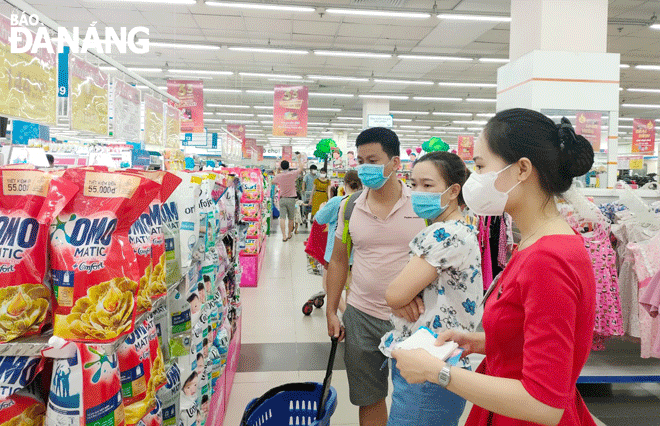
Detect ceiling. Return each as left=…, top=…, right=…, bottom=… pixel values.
left=5, top=0, right=660, bottom=151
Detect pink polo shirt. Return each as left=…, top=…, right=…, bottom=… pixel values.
left=336, top=183, right=425, bottom=320
left=272, top=169, right=299, bottom=198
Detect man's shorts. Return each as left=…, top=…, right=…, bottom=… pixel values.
left=343, top=304, right=393, bottom=407
left=279, top=197, right=296, bottom=220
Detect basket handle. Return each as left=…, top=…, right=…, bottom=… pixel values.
left=317, top=337, right=339, bottom=420
left=240, top=382, right=318, bottom=426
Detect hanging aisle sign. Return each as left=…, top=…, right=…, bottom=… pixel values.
left=256, top=146, right=264, bottom=161
left=112, top=79, right=141, bottom=142
left=632, top=119, right=655, bottom=155
left=167, top=80, right=203, bottom=133
left=457, top=135, right=474, bottom=160
left=165, top=104, right=181, bottom=149
left=282, top=146, right=293, bottom=161
left=69, top=55, right=109, bottom=135
left=143, top=94, right=164, bottom=146
left=273, top=85, right=308, bottom=137
left=574, top=112, right=602, bottom=151
left=227, top=124, right=246, bottom=148
left=0, top=14, right=57, bottom=124
left=243, top=138, right=257, bottom=159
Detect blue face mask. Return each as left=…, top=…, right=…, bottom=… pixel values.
left=357, top=161, right=393, bottom=189
left=411, top=187, right=451, bottom=220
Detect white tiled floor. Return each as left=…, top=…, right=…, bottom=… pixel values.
left=225, top=225, right=618, bottom=426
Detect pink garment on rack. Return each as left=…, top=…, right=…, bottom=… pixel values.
left=629, top=230, right=660, bottom=359
left=640, top=269, right=660, bottom=318
left=478, top=216, right=493, bottom=291
left=497, top=214, right=508, bottom=268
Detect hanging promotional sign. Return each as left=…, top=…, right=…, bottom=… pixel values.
left=143, top=94, right=164, bottom=146
left=632, top=119, right=655, bottom=155
left=112, top=79, right=141, bottom=142
left=282, top=146, right=293, bottom=161
left=165, top=104, right=181, bottom=149
left=167, top=80, right=203, bottom=133
left=256, top=146, right=264, bottom=161
left=574, top=112, right=602, bottom=151
left=273, top=85, right=308, bottom=137
left=227, top=124, right=246, bottom=146
left=0, top=14, right=57, bottom=124
left=69, top=55, right=109, bottom=135
left=243, top=138, right=257, bottom=159
left=457, top=135, right=474, bottom=161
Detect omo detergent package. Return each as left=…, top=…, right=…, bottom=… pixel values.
left=168, top=172, right=201, bottom=271
left=0, top=169, right=77, bottom=342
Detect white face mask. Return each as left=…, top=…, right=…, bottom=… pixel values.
left=320, top=172, right=327, bottom=178
left=462, top=164, right=521, bottom=216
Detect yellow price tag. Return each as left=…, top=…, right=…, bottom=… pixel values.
left=629, top=158, right=644, bottom=169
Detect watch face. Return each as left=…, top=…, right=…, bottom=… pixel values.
left=438, top=366, right=451, bottom=388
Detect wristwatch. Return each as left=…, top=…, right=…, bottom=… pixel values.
left=437, top=365, right=452, bottom=388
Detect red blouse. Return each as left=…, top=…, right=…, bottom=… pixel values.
left=465, top=234, right=597, bottom=426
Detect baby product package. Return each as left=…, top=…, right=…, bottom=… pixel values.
left=168, top=172, right=201, bottom=271
left=156, top=362, right=181, bottom=426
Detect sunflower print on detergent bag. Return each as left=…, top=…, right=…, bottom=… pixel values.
left=49, top=168, right=160, bottom=342
left=0, top=169, right=76, bottom=343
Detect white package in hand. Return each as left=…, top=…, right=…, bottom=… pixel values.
left=397, top=327, right=459, bottom=362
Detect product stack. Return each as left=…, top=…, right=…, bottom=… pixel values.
left=0, top=165, right=245, bottom=426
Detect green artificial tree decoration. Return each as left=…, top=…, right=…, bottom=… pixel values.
left=314, top=138, right=337, bottom=169
left=422, top=137, right=450, bottom=153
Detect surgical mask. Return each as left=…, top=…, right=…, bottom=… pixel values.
left=411, top=187, right=451, bottom=220
left=462, top=164, right=521, bottom=216
left=320, top=172, right=327, bottom=178
left=312, top=170, right=318, bottom=175
left=357, top=160, right=393, bottom=189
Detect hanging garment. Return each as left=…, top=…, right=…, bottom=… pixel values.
left=640, top=269, right=660, bottom=318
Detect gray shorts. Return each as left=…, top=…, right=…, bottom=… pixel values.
left=279, top=197, right=296, bottom=220
left=343, top=304, right=393, bottom=406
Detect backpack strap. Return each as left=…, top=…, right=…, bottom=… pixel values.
left=341, top=190, right=363, bottom=253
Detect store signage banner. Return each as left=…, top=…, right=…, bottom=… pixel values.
left=632, top=119, right=655, bottom=155
left=167, top=80, right=204, bottom=133
left=368, top=114, right=393, bottom=128
left=282, top=146, right=293, bottom=161
left=182, top=132, right=207, bottom=147
left=243, top=138, right=257, bottom=159
left=273, top=85, right=308, bottom=137
left=165, top=104, right=181, bottom=149
left=257, top=146, right=264, bottom=161
left=69, top=55, right=109, bottom=135
left=629, top=156, right=644, bottom=170
left=112, top=79, right=141, bottom=143
left=58, top=46, right=69, bottom=98
left=227, top=124, right=246, bottom=146
left=574, top=112, right=602, bottom=151
left=0, top=14, right=57, bottom=125
left=457, top=135, right=474, bottom=160
left=143, top=94, right=164, bottom=146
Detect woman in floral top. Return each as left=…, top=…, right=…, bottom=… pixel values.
left=381, top=151, right=483, bottom=426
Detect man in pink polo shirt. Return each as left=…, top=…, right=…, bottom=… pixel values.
left=326, top=128, right=425, bottom=426
left=273, top=154, right=304, bottom=241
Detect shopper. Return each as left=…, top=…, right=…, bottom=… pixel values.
left=392, top=109, right=597, bottom=426
left=381, top=151, right=483, bottom=426
left=272, top=154, right=304, bottom=241
left=326, top=127, right=425, bottom=426
left=310, top=167, right=330, bottom=217
left=303, top=165, right=318, bottom=204
left=315, top=170, right=363, bottom=314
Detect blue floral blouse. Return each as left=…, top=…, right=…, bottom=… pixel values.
left=380, top=220, right=483, bottom=368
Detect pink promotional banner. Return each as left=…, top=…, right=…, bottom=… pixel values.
left=282, top=146, right=293, bottom=161
left=257, top=146, right=264, bottom=161
left=167, top=80, right=204, bottom=133
left=227, top=124, right=246, bottom=147
left=574, top=112, right=602, bottom=151
left=457, top=135, right=474, bottom=161
left=243, top=138, right=257, bottom=159
left=273, top=85, right=308, bottom=137
left=632, top=119, right=655, bottom=155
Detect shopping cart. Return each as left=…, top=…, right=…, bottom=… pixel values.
left=240, top=337, right=339, bottom=426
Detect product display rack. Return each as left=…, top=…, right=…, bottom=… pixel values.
left=237, top=169, right=270, bottom=288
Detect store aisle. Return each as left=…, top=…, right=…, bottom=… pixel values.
left=225, top=220, right=659, bottom=426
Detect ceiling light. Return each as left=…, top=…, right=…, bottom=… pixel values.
left=309, top=92, right=355, bottom=98
left=466, top=98, right=497, bottom=103
left=390, top=110, right=431, bottom=115
left=618, top=126, right=634, bottom=129
left=254, top=106, right=274, bottom=110
left=432, top=112, right=473, bottom=117
left=203, top=112, right=215, bottom=116
left=306, top=122, right=329, bottom=125
left=205, top=1, right=314, bottom=12
left=359, top=94, right=409, bottom=100
left=151, top=42, right=220, bottom=50
left=453, top=120, right=488, bottom=125
left=169, top=69, right=233, bottom=75
left=229, top=46, right=308, bottom=55
left=314, top=50, right=392, bottom=59
left=325, top=8, right=430, bottom=19
left=205, top=119, right=224, bottom=122
left=476, top=113, right=495, bottom=118
left=240, top=72, right=302, bottom=79
left=635, top=65, right=660, bottom=71
left=127, top=67, right=162, bottom=73
left=438, top=82, right=497, bottom=88
left=393, top=118, right=413, bottom=122
left=204, top=88, right=242, bottom=93
left=413, top=96, right=463, bottom=102
left=620, top=64, right=630, bottom=68
left=225, top=120, right=259, bottom=123
left=627, top=88, right=660, bottom=94
left=398, top=125, right=430, bottom=129
left=329, top=123, right=357, bottom=126
left=479, top=58, right=509, bottom=63
left=621, top=103, right=660, bottom=108
left=215, top=112, right=255, bottom=117
left=256, top=114, right=272, bottom=118
left=435, top=126, right=466, bottom=131
left=467, top=127, right=484, bottom=131
left=373, top=78, right=434, bottom=85
left=102, top=0, right=195, bottom=3
left=437, top=13, right=511, bottom=22
left=398, top=54, right=472, bottom=62
left=308, top=75, right=370, bottom=82
left=336, top=117, right=363, bottom=120
left=245, top=90, right=274, bottom=95
left=618, top=118, right=634, bottom=121
left=308, top=107, right=341, bottom=112
left=206, top=103, right=250, bottom=108
left=650, top=24, right=660, bottom=30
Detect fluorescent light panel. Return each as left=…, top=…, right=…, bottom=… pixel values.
left=620, top=64, right=630, bottom=68
left=373, top=78, right=433, bottom=85
left=635, top=65, right=660, bottom=71
left=336, top=117, right=362, bottom=120
left=308, top=107, right=342, bottom=112
left=359, top=94, right=409, bottom=100
left=479, top=57, right=509, bottom=63
left=229, top=46, right=308, bottom=55
left=245, top=90, right=274, bottom=94
left=627, top=88, right=660, bottom=93
left=453, top=120, right=488, bottom=125
left=437, top=13, right=511, bottom=22
left=254, top=106, right=274, bottom=110
left=621, top=104, right=660, bottom=108
left=413, top=96, right=463, bottom=102
left=151, top=42, right=219, bottom=50
left=314, top=50, right=392, bottom=59
left=438, top=82, right=497, bottom=88
left=206, top=104, right=250, bottom=108
left=432, top=112, right=473, bottom=117
left=104, top=0, right=194, bottom=3
left=205, top=88, right=242, bottom=93
left=309, top=92, right=355, bottom=98
left=398, top=54, right=472, bottom=62
left=466, top=98, right=497, bottom=103
left=325, top=8, right=430, bottom=19
left=215, top=112, right=255, bottom=117
left=169, top=69, right=233, bottom=75
left=127, top=67, right=162, bottom=73
left=240, top=72, right=302, bottom=79
left=391, top=110, right=430, bottom=115
left=205, top=1, right=314, bottom=12
left=308, top=75, right=369, bottom=82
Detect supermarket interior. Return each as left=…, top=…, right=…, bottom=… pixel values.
left=0, top=0, right=660, bottom=425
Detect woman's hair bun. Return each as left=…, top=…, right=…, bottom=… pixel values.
left=557, top=117, right=594, bottom=178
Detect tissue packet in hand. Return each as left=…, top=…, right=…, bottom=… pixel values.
left=397, top=327, right=463, bottom=364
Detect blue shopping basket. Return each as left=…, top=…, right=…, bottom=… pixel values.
left=240, top=338, right=339, bottom=426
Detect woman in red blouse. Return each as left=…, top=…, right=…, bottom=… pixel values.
left=392, top=108, right=598, bottom=426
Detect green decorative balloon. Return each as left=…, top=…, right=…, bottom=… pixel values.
left=422, top=137, right=450, bottom=153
